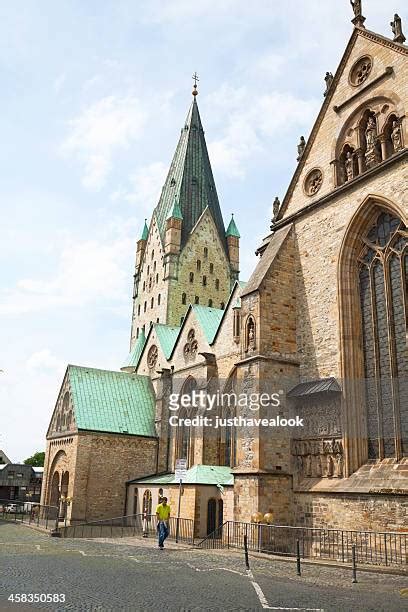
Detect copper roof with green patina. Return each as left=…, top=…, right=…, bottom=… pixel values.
left=154, top=98, right=226, bottom=250
left=154, top=324, right=180, bottom=359
left=128, top=464, right=233, bottom=486
left=192, top=304, right=224, bottom=344
left=226, top=214, right=240, bottom=238
left=68, top=365, right=156, bottom=437
left=123, top=328, right=146, bottom=368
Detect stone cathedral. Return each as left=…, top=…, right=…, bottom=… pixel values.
left=41, top=5, right=407, bottom=537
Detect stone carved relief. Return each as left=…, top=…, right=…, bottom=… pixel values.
left=238, top=365, right=256, bottom=467
left=147, top=345, right=158, bottom=369
left=183, top=329, right=198, bottom=360
left=304, top=168, right=323, bottom=196
left=292, top=438, right=344, bottom=479
left=349, top=56, right=372, bottom=86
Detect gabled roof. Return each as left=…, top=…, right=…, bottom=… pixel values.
left=191, top=304, right=224, bottom=344
left=155, top=324, right=180, bottom=359
left=67, top=365, right=156, bottom=437
left=123, top=328, right=146, bottom=369
left=128, top=464, right=234, bottom=486
left=153, top=97, right=226, bottom=249
left=277, top=26, right=408, bottom=222
left=241, top=224, right=292, bottom=296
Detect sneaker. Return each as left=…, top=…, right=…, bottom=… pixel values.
left=159, top=545, right=164, bottom=549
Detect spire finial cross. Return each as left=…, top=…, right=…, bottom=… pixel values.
left=192, top=72, right=199, bottom=96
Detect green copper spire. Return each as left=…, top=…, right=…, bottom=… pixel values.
left=166, top=196, right=183, bottom=221
left=226, top=214, right=240, bottom=238
left=154, top=97, right=226, bottom=249
left=140, top=219, right=149, bottom=241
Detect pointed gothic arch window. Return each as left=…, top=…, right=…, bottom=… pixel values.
left=197, top=260, right=201, bottom=271
left=158, top=294, right=161, bottom=305
left=189, top=272, right=194, bottom=283
left=151, top=297, right=154, bottom=308
left=182, top=292, right=187, bottom=305
left=215, top=279, right=220, bottom=290
left=358, top=210, right=407, bottom=459
left=138, top=304, right=141, bottom=316
left=195, top=296, right=199, bottom=304
left=210, top=263, right=214, bottom=274
left=204, top=247, right=208, bottom=259
left=176, top=376, right=197, bottom=467
left=202, top=275, right=207, bottom=286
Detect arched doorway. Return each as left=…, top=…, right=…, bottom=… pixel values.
left=207, top=498, right=216, bottom=535
left=49, top=472, right=60, bottom=508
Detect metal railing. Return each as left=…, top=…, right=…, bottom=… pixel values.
left=197, top=521, right=408, bottom=568
left=0, top=499, right=59, bottom=531
left=57, top=513, right=195, bottom=545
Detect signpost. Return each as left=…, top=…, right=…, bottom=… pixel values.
left=175, top=459, right=187, bottom=543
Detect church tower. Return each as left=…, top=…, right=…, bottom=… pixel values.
left=130, top=83, right=239, bottom=348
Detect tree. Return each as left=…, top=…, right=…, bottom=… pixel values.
left=23, top=451, right=45, bottom=467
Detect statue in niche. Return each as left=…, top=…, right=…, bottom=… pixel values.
left=326, top=454, right=334, bottom=477
left=390, top=14, right=406, bottom=44
left=334, top=453, right=344, bottom=478
left=345, top=151, right=354, bottom=181
left=297, top=136, right=306, bottom=161
left=365, top=116, right=377, bottom=151
left=324, top=72, right=334, bottom=97
left=247, top=318, right=256, bottom=350
left=391, top=120, right=403, bottom=152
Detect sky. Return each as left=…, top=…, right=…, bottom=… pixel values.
left=1, top=0, right=406, bottom=462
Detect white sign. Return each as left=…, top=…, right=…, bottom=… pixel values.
left=175, top=458, right=187, bottom=483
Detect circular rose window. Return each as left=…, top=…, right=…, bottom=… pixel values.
left=304, top=168, right=323, bottom=196
left=349, top=56, right=372, bottom=86
left=147, top=345, right=158, bottom=369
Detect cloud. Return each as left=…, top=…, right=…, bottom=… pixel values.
left=111, top=161, right=168, bottom=212
left=61, top=95, right=147, bottom=190
left=26, top=349, right=65, bottom=375
left=0, top=234, right=134, bottom=316
left=208, top=89, right=319, bottom=178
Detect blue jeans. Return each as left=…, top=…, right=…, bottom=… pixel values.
left=158, top=521, right=169, bottom=547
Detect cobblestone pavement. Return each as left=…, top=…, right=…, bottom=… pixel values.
left=0, top=522, right=407, bottom=611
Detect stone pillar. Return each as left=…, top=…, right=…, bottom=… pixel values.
left=379, top=134, right=387, bottom=161
left=356, top=148, right=364, bottom=175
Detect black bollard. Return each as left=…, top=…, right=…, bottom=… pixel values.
left=244, top=534, right=250, bottom=570
left=352, top=544, right=358, bottom=583
left=296, top=539, right=301, bottom=576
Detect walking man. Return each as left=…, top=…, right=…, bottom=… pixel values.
left=156, top=496, right=171, bottom=549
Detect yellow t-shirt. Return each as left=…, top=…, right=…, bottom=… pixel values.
left=155, top=503, right=171, bottom=520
